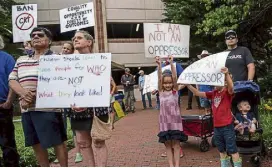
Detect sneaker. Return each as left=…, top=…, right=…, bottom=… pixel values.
left=53, top=159, right=59, bottom=163
left=75, top=153, right=83, bottom=163
left=186, top=107, right=192, bottom=110
left=233, top=158, right=242, bottom=167
left=220, top=156, right=231, bottom=167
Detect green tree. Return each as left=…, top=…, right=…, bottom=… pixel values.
left=0, top=0, right=24, bottom=58
left=162, top=0, right=272, bottom=77
left=0, top=0, right=20, bottom=36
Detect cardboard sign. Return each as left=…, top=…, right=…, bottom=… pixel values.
left=36, top=53, right=111, bottom=108
left=12, top=4, right=37, bottom=43
left=144, top=23, right=190, bottom=58
left=59, top=2, right=95, bottom=33
left=177, top=52, right=230, bottom=86
left=143, top=63, right=176, bottom=94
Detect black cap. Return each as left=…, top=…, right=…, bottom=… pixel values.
left=30, top=27, right=53, bottom=40
left=225, top=30, right=237, bottom=37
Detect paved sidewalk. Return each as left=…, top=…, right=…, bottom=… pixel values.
left=52, top=97, right=272, bottom=167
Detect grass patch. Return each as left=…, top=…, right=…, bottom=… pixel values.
left=0, top=118, right=74, bottom=167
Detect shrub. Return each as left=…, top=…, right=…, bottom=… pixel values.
left=259, top=99, right=272, bottom=148
left=12, top=119, right=74, bottom=167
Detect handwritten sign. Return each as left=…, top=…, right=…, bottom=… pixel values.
left=59, top=2, right=95, bottom=33
left=177, top=52, right=230, bottom=86
left=36, top=53, right=111, bottom=108
left=12, top=4, right=37, bottom=43
left=143, top=63, right=176, bottom=94
left=144, top=23, right=190, bottom=58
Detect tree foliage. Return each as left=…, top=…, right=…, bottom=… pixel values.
left=162, top=0, right=272, bottom=77
left=0, top=0, right=20, bottom=36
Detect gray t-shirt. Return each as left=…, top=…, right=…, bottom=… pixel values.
left=225, top=46, right=254, bottom=82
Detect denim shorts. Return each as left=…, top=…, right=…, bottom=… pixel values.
left=22, top=111, right=67, bottom=149
left=214, top=124, right=238, bottom=154
left=199, top=98, right=211, bottom=108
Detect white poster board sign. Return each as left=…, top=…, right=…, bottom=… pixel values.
left=12, top=4, right=37, bottom=43
left=36, top=53, right=111, bottom=108
left=177, top=52, right=230, bottom=86
left=59, top=2, right=95, bottom=33
left=143, top=63, right=176, bottom=94
left=144, top=23, right=190, bottom=58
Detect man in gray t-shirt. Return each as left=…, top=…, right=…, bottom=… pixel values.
left=121, top=68, right=135, bottom=112
left=224, top=30, right=255, bottom=82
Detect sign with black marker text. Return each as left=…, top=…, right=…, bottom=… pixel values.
left=143, top=63, right=176, bottom=94
left=36, top=53, right=111, bottom=108
left=59, top=2, right=95, bottom=33
left=12, top=4, right=37, bottom=43
left=177, top=52, right=230, bottom=86
left=144, top=23, right=190, bottom=58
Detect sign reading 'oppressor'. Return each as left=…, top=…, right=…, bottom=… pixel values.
left=177, top=52, right=230, bottom=86
left=36, top=53, right=111, bottom=108
left=144, top=23, right=190, bottom=58
left=59, top=2, right=95, bottom=33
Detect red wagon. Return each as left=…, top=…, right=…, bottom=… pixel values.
left=182, top=114, right=215, bottom=152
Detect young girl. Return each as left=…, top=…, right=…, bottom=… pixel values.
left=156, top=56, right=186, bottom=167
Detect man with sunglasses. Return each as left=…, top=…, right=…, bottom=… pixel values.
left=9, top=27, right=68, bottom=166
left=225, top=30, right=255, bottom=82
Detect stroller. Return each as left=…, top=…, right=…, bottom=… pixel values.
left=232, top=81, right=265, bottom=166
left=182, top=114, right=215, bottom=152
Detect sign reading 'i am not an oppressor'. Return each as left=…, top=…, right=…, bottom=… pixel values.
left=144, top=23, right=190, bottom=58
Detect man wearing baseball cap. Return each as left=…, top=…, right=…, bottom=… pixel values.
left=224, top=30, right=255, bottom=82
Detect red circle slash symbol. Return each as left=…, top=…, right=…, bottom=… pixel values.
left=15, top=13, right=35, bottom=30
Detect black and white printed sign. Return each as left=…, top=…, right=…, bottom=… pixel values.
left=59, top=2, right=95, bottom=33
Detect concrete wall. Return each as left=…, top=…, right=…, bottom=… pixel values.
left=105, top=0, right=164, bottom=23
left=16, top=0, right=164, bottom=24
left=109, top=42, right=155, bottom=67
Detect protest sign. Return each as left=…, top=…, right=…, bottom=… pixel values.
left=144, top=23, right=190, bottom=58
left=59, top=2, right=95, bottom=33
left=177, top=52, right=230, bottom=86
left=143, top=63, right=176, bottom=94
left=36, top=53, right=111, bottom=108
left=12, top=4, right=37, bottom=43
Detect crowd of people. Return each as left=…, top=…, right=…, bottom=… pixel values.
left=0, top=27, right=255, bottom=167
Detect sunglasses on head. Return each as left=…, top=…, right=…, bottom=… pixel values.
left=225, top=35, right=236, bottom=40
left=30, top=33, right=45, bottom=38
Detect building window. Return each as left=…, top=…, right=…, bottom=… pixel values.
left=41, top=24, right=95, bottom=41
left=107, top=23, right=143, bottom=39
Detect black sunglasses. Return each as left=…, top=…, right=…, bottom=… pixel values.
left=30, top=33, right=45, bottom=38
left=225, top=35, right=236, bottom=40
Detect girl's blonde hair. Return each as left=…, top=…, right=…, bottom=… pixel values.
left=74, top=30, right=94, bottom=53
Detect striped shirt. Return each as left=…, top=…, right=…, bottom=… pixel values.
left=9, top=52, right=60, bottom=113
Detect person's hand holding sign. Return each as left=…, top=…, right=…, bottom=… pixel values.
left=168, top=55, right=174, bottom=63
left=71, top=103, right=87, bottom=112
left=155, top=56, right=161, bottom=65
left=221, top=67, right=229, bottom=74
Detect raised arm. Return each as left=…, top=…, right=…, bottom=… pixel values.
left=169, top=56, right=178, bottom=91
left=221, top=67, right=233, bottom=95
left=187, top=85, right=207, bottom=98
left=156, top=56, right=163, bottom=92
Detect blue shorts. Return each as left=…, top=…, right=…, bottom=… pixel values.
left=22, top=111, right=67, bottom=149
left=214, top=124, right=238, bottom=154
left=199, top=98, right=211, bottom=108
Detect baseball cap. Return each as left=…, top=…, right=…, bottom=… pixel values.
left=125, top=68, right=130, bottom=72
left=225, top=30, right=237, bottom=37
left=197, top=50, right=211, bottom=59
